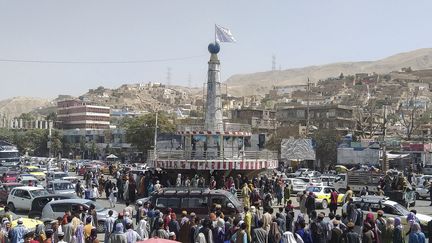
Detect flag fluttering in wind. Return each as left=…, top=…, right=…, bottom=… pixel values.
left=215, top=24, right=236, bottom=43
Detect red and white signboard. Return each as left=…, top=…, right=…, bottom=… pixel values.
left=150, top=159, right=277, bottom=171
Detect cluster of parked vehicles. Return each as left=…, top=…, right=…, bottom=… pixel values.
left=0, top=157, right=123, bottom=232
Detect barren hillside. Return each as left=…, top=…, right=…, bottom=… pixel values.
left=225, top=48, right=432, bottom=96
left=0, top=97, right=52, bottom=118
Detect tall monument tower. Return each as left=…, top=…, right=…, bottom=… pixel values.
left=204, top=42, right=223, bottom=132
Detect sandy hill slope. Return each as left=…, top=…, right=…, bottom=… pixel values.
left=0, top=97, right=51, bottom=118
left=225, top=48, right=432, bottom=96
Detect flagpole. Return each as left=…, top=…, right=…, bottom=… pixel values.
left=214, top=24, right=217, bottom=43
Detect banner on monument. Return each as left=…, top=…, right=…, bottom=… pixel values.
left=281, top=138, right=315, bottom=161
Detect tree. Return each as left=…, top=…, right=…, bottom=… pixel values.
left=90, top=141, right=98, bottom=159
left=396, top=93, right=430, bottom=140
left=0, top=128, right=14, bottom=143
left=354, top=101, right=382, bottom=139
left=314, top=129, right=340, bottom=170
left=124, top=113, right=175, bottom=159
left=50, top=130, right=62, bottom=157
left=17, top=112, right=34, bottom=121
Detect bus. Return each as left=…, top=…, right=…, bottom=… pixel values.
left=0, top=141, right=20, bottom=167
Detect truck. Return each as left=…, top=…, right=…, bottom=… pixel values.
left=333, top=171, right=416, bottom=207
left=333, top=171, right=383, bottom=194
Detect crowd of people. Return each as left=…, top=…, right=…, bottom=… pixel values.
left=0, top=163, right=429, bottom=243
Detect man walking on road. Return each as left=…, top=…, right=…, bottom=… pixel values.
left=9, top=218, right=26, bottom=243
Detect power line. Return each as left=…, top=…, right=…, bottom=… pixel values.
left=0, top=54, right=206, bottom=64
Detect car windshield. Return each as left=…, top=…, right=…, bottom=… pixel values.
left=392, top=203, right=410, bottom=215
left=85, top=201, right=105, bottom=212
left=54, top=173, right=67, bottom=179
left=28, top=168, right=44, bottom=173
left=30, top=189, right=49, bottom=197
left=53, top=183, right=74, bottom=190
left=227, top=192, right=241, bottom=206
left=293, top=181, right=305, bottom=185
left=306, top=187, right=321, bottom=193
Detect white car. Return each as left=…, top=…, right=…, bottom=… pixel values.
left=415, top=186, right=430, bottom=200
left=7, top=186, right=49, bottom=212
left=354, top=196, right=432, bottom=233
left=298, top=177, right=323, bottom=187
left=286, top=178, right=308, bottom=193
left=46, top=171, right=68, bottom=181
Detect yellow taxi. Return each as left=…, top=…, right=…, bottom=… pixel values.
left=306, top=186, right=345, bottom=209
left=0, top=207, right=43, bottom=230
left=22, top=166, right=46, bottom=181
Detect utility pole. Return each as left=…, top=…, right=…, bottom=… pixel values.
left=166, top=67, right=172, bottom=86
left=306, top=77, right=311, bottom=138
left=272, top=55, right=276, bottom=71
left=153, top=111, right=158, bottom=160
left=382, top=105, right=388, bottom=171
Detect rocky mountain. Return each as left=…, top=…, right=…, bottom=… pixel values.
left=225, top=48, right=432, bottom=96
left=0, top=97, right=52, bottom=118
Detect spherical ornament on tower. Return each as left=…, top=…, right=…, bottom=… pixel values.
left=208, top=42, right=220, bottom=54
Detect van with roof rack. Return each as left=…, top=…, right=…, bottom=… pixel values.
left=136, top=187, right=243, bottom=217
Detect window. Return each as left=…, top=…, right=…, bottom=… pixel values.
left=155, top=197, right=180, bottom=208
left=182, top=197, right=208, bottom=208
left=306, top=187, right=321, bottom=193
left=296, top=110, right=305, bottom=118
left=21, top=190, right=31, bottom=199
left=382, top=205, right=398, bottom=215
left=51, top=203, right=71, bottom=212
left=211, top=197, right=228, bottom=207
left=71, top=204, right=88, bottom=214
left=12, top=189, right=21, bottom=197
left=324, top=188, right=332, bottom=194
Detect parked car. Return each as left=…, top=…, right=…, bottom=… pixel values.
left=303, top=186, right=345, bottom=209
left=22, top=166, right=46, bottom=181
left=46, top=171, right=68, bottom=181
left=136, top=188, right=243, bottom=218
left=78, top=165, right=97, bottom=176
left=18, top=175, right=41, bottom=187
left=41, top=199, right=116, bottom=232
left=353, top=196, right=432, bottom=235
left=0, top=182, right=23, bottom=203
left=29, top=194, right=78, bottom=219
left=46, top=180, right=75, bottom=196
left=415, top=186, right=430, bottom=200
left=2, top=171, right=20, bottom=183
left=423, top=165, right=432, bottom=175
left=7, top=186, right=49, bottom=212
left=285, top=178, right=308, bottom=193
left=298, top=177, right=323, bottom=187
left=62, top=176, right=79, bottom=184
left=0, top=207, right=43, bottom=230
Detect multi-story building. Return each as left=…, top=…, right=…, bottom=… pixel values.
left=57, top=99, right=110, bottom=130
left=276, top=104, right=355, bottom=131
left=231, top=108, right=278, bottom=133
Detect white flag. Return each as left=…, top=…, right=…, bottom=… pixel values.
left=215, top=24, right=236, bottom=43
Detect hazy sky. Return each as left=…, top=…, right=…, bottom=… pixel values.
left=1, top=0, right=432, bottom=100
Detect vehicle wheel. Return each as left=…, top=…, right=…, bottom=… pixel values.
left=410, top=201, right=416, bottom=207
left=97, top=221, right=104, bottom=233
left=7, top=202, right=15, bottom=212
left=321, top=199, right=328, bottom=209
